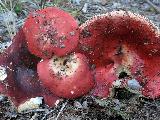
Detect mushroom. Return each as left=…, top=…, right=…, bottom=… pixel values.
left=77, top=10, right=160, bottom=99
left=37, top=53, right=94, bottom=98
left=91, top=63, right=118, bottom=98
left=0, top=29, right=59, bottom=111
left=23, top=7, right=79, bottom=59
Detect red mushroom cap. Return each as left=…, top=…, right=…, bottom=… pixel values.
left=77, top=10, right=160, bottom=99
left=23, top=7, right=79, bottom=59
left=0, top=29, right=59, bottom=108
left=37, top=53, right=94, bottom=99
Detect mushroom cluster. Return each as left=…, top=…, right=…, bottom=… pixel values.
left=0, top=7, right=160, bottom=112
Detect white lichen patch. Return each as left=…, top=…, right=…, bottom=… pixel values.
left=18, top=97, right=43, bottom=113
left=49, top=54, right=79, bottom=77
left=0, top=66, right=7, bottom=82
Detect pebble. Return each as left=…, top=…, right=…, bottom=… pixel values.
left=127, top=79, right=142, bottom=90
left=74, top=101, right=83, bottom=109
left=82, top=101, right=88, bottom=109
left=17, top=97, right=43, bottom=113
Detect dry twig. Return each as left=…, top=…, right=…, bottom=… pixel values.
left=145, top=0, right=160, bottom=13
left=55, top=100, right=68, bottom=120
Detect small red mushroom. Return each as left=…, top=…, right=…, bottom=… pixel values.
left=23, top=7, right=79, bottom=59
left=37, top=53, right=94, bottom=99
left=77, top=10, right=160, bottom=99
left=0, top=29, right=59, bottom=110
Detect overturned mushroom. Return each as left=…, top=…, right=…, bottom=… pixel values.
left=23, top=7, right=79, bottom=59
left=78, top=10, right=160, bottom=99
left=0, top=29, right=59, bottom=111
left=37, top=53, right=94, bottom=99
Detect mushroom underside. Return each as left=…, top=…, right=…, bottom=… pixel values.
left=78, top=11, right=160, bottom=98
